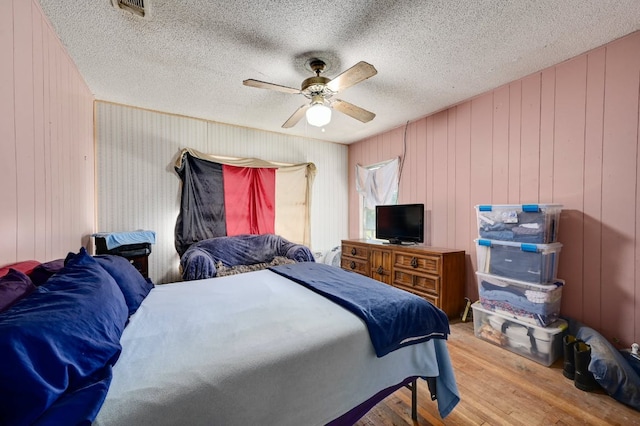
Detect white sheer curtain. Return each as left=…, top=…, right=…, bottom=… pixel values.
left=355, top=158, right=399, bottom=209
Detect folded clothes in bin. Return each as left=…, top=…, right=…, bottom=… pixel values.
left=490, top=244, right=544, bottom=282
left=475, top=239, right=562, bottom=284
left=476, top=271, right=563, bottom=327
left=472, top=302, right=567, bottom=366
left=475, top=204, right=562, bottom=243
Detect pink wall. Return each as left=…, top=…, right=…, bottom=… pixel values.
left=349, top=31, right=640, bottom=347
left=0, top=0, right=95, bottom=265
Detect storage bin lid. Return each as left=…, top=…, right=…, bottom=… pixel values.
left=475, top=271, right=564, bottom=290
left=475, top=238, right=562, bottom=253
left=475, top=204, right=563, bottom=212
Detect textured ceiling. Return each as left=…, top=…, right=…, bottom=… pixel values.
left=38, top=0, right=640, bottom=144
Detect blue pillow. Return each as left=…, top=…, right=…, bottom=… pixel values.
left=0, top=247, right=128, bottom=425
left=577, top=326, right=640, bottom=411
left=0, top=268, right=36, bottom=312
left=94, top=254, right=154, bottom=316
left=29, top=258, right=65, bottom=286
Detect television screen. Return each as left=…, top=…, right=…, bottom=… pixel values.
left=375, top=204, right=424, bottom=244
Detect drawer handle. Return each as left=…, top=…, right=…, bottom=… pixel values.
left=351, top=248, right=357, bottom=255
left=350, top=261, right=356, bottom=269
left=410, top=257, right=418, bottom=268
left=377, top=266, right=384, bottom=275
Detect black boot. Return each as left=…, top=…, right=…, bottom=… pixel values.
left=563, top=335, right=578, bottom=379
left=574, top=341, right=600, bottom=391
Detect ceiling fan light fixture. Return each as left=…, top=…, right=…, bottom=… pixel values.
left=306, top=103, right=331, bottom=127
left=243, top=60, right=377, bottom=128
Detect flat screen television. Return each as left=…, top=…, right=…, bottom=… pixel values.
left=375, top=203, right=424, bottom=244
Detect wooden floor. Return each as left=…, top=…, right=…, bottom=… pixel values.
left=355, top=320, right=639, bottom=425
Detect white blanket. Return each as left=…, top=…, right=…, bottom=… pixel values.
left=94, top=269, right=458, bottom=425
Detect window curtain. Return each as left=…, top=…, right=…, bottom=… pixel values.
left=355, top=158, right=399, bottom=209
left=174, top=148, right=316, bottom=256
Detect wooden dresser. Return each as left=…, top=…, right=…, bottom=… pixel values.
left=341, top=239, right=465, bottom=318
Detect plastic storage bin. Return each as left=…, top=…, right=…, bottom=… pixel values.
left=474, top=239, right=562, bottom=284
left=475, top=204, right=562, bottom=243
left=472, top=302, right=567, bottom=366
left=476, top=271, right=563, bottom=327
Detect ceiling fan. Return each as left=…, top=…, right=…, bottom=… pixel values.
left=243, top=59, right=377, bottom=128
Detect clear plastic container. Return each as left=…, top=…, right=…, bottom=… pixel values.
left=472, top=302, right=567, bottom=366
left=476, top=271, right=563, bottom=327
left=475, top=204, right=562, bottom=243
left=475, top=239, right=562, bottom=284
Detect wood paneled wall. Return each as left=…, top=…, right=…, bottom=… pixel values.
left=349, top=31, right=640, bottom=347
left=0, top=0, right=95, bottom=265
left=95, top=102, right=349, bottom=284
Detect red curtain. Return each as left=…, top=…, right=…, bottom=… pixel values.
left=222, top=165, right=276, bottom=235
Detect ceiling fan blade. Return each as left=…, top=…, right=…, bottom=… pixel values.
left=282, top=104, right=310, bottom=128
left=243, top=79, right=300, bottom=94
left=332, top=99, right=375, bottom=123
left=326, top=61, right=377, bottom=93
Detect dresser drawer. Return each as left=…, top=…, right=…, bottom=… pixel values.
left=341, top=257, right=369, bottom=275
left=393, top=251, right=441, bottom=274
left=393, top=269, right=440, bottom=294
left=342, top=243, right=369, bottom=261
left=395, top=284, right=439, bottom=307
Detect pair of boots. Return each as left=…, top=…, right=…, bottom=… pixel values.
left=563, top=335, right=600, bottom=391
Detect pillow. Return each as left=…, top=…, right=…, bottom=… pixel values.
left=94, top=254, right=154, bottom=316
left=29, top=258, right=66, bottom=286
left=0, top=269, right=36, bottom=312
left=577, top=326, right=640, bottom=411
left=0, top=260, right=41, bottom=277
left=0, top=247, right=128, bottom=425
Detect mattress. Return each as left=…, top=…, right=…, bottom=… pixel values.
left=94, top=269, right=458, bottom=425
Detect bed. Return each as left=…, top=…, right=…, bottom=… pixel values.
left=0, top=249, right=460, bottom=425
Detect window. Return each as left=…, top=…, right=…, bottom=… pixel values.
left=362, top=191, right=399, bottom=239
left=355, top=159, right=399, bottom=239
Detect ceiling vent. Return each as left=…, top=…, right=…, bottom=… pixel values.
left=114, top=0, right=145, bottom=17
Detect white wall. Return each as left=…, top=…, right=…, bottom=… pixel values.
left=95, top=102, right=349, bottom=283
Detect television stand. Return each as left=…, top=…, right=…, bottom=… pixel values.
left=340, top=239, right=465, bottom=318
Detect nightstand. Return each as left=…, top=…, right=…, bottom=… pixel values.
left=93, top=231, right=155, bottom=279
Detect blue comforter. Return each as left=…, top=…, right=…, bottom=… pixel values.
left=269, top=262, right=450, bottom=357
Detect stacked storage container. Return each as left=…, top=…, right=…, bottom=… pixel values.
left=471, top=204, right=568, bottom=366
